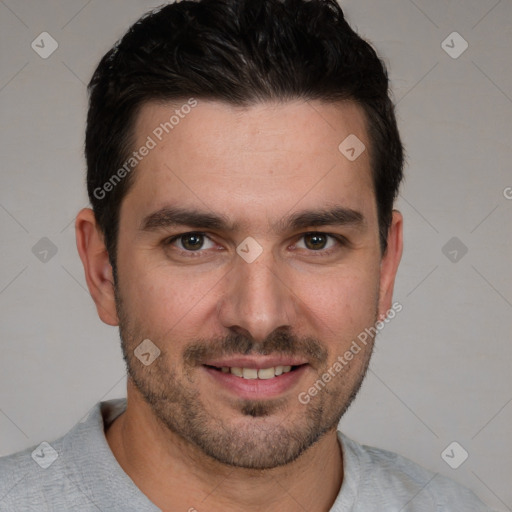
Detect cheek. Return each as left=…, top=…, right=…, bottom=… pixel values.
left=121, top=263, right=219, bottom=332
left=295, top=265, right=380, bottom=333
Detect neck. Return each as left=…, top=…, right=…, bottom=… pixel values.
left=106, top=382, right=343, bottom=512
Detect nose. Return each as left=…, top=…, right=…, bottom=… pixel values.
left=216, top=249, right=298, bottom=343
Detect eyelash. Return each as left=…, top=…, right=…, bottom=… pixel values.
left=163, top=231, right=348, bottom=258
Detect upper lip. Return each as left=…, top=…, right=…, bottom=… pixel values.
left=203, top=356, right=309, bottom=369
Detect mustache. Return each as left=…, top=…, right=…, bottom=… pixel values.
left=183, top=330, right=328, bottom=368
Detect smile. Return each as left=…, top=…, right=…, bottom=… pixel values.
left=203, top=362, right=309, bottom=399
left=207, top=365, right=295, bottom=379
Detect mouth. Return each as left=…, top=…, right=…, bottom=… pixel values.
left=204, top=364, right=305, bottom=380
left=202, top=358, right=310, bottom=399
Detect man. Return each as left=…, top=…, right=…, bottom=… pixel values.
left=0, top=1, right=496, bottom=510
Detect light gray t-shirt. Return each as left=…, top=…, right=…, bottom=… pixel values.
left=0, top=398, right=495, bottom=511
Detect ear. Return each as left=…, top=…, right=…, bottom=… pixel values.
left=75, top=208, right=119, bottom=326
left=377, top=210, right=403, bottom=320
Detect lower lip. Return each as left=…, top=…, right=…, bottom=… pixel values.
left=203, top=365, right=308, bottom=400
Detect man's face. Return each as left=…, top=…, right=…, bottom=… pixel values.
left=113, top=99, right=392, bottom=469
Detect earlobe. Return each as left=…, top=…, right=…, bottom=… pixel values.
left=75, top=208, right=119, bottom=326
left=378, top=210, right=403, bottom=319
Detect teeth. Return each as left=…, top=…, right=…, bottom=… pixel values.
left=223, top=365, right=294, bottom=379
left=231, top=367, right=243, bottom=377
left=242, top=368, right=258, bottom=379
left=257, top=367, right=275, bottom=380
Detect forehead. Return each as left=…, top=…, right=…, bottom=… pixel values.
left=122, top=99, right=376, bottom=230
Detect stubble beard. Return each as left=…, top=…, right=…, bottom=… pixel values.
left=114, top=284, right=376, bottom=470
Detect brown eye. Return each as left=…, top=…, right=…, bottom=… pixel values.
left=295, top=232, right=344, bottom=255
left=303, top=233, right=329, bottom=250
left=180, top=233, right=204, bottom=250
left=167, top=232, right=215, bottom=252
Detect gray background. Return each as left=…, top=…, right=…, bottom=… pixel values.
left=0, top=0, right=511, bottom=510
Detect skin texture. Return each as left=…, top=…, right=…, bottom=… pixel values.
left=76, top=99, right=403, bottom=512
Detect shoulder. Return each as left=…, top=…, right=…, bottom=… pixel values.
left=0, top=400, right=127, bottom=512
left=338, top=433, right=496, bottom=511
left=0, top=436, right=80, bottom=511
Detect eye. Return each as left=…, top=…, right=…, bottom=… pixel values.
left=166, top=232, right=216, bottom=252
left=295, top=232, right=343, bottom=253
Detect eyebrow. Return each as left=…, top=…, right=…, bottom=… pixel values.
left=140, top=205, right=366, bottom=234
